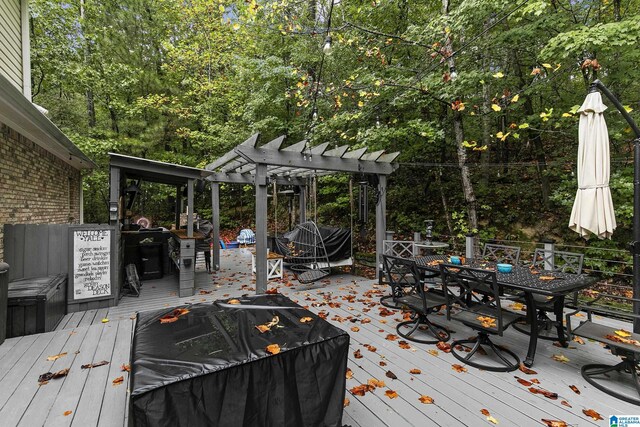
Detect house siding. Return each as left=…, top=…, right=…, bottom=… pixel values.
left=0, top=121, right=81, bottom=261
left=0, top=0, right=24, bottom=92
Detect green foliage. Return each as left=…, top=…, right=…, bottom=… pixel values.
left=29, top=0, right=640, bottom=260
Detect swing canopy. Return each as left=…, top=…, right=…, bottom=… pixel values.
left=205, top=133, right=400, bottom=293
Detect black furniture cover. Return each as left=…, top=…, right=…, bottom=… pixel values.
left=274, top=224, right=351, bottom=262
left=130, top=294, right=349, bottom=427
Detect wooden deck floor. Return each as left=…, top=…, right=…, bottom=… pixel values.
left=0, top=248, right=636, bottom=426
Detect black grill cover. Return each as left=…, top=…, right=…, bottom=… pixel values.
left=274, top=224, right=351, bottom=262
left=130, top=294, right=349, bottom=427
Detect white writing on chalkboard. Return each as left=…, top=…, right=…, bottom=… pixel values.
left=73, top=229, right=112, bottom=299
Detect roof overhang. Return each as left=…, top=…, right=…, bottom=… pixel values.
left=109, top=153, right=214, bottom=186
left=0, top=73, right=94, bottom=169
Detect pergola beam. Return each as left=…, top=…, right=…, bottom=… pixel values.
left=206, top=172, right=306, bottom=186
left=205, top=133, right=259, bottom=171
left=235, top=146, right=397, bottom=175
left=324, top=145, right=350, bottom=157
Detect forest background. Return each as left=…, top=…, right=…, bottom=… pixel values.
left=30, top=0, right=640, bottom=274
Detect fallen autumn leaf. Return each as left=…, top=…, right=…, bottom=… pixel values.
left=46, top=352, right=67, bottom=362
left=419, top=395, right=434, bottom=404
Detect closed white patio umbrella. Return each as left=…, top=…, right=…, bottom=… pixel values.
left=568, top=90, right=617, bottom=239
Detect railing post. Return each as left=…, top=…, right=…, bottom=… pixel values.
left=385, top=230, right=395, bottom=241
left=465, top=234, right=475, bottom=260
left=542, top=238, right=555, bottom=270
left=413, top=232, right=421, bottom=256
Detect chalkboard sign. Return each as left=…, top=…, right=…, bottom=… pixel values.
left=72, top=228, right=112, bottom=300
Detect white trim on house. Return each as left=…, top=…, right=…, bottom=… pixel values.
left=21, top=0, right=30, bottom=99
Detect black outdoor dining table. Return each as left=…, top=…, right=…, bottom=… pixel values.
left=413, top=255, right=596, bottom=367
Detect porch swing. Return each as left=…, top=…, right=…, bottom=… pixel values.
left=273, top=175, right=354, bottom=284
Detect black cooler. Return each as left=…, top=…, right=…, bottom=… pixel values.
left=6, top=274, right=67, bottom=338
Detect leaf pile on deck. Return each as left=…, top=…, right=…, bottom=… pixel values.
left=38, top=368, right=70, bottom=385
left=159, top=308, right=190, bottom=324
left=81, top=360, right=109, bottom=369
left=541, top=420, right=568, bottom=427
left=112, top=376, right=124, bottom=386
left=121, top=364, right=131, bottom=372
left=255, top=315, right=280, bottom=333
left=451, top=364, right=467, bottom=373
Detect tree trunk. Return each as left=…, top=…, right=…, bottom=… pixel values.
left=436, top=169, right=454, bottom=237
left=86, top=91, right=96, bottom=128
left=80, top=0, right=96, bottom=128
left=106, top=94, right=119, bottom=134
left=480, top=76, right=491, bottom=187
left=512, top=51, right=550, bottom=208
left=442, top=0, right=478, bottom=231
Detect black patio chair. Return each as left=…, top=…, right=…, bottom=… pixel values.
left=482, top=243, right=521, bottom=264
left=566, top=293, right=640, bottom=405
left=379, top=253, right=412, bottom=309
left=440, top=264, right=521, bottom=372
left=511, top=249, right=584, bottom=342
left=383, top=255, right=450, bottom=344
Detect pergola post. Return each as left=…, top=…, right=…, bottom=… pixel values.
left=375, top=174, right=387, bottom=279
left=211, top=182, right=220, bottom=270
left=298, top=185, right=306, bottom=223
left=108, top=166, right=120, bottom=226
left=255, top=163, right=268, bottom=293
left=175, top=186, right=182, bottom=230
left=187, top=179, right=194, bottom=238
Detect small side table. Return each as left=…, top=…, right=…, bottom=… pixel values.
left=250, top=251, right=284, bottom=280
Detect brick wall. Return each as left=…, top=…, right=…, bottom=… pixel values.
left=0, top=121, right=81, bottom=260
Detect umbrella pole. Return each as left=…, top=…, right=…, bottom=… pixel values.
left=635, top=138, right=640, bottom=333
left=591, top=80, right=640, bottom=332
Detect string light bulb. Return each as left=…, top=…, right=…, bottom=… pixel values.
left=323, top=35, right=332, bottom=55
left=312, top=107, right=318, bottom=121
left=376, top=116, right=381, bottom=128
left=449, top=66, right=458, bottom=80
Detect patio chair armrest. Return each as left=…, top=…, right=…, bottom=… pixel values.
left=564, top=306, right=588, bottom=339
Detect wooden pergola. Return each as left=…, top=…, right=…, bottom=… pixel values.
left=205, top=133, right=400, bottom=293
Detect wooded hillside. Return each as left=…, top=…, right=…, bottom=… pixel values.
left=31, top=0, right=640, bottom=256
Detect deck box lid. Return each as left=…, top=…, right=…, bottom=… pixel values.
left=8, top=274, right=67, bottom=301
